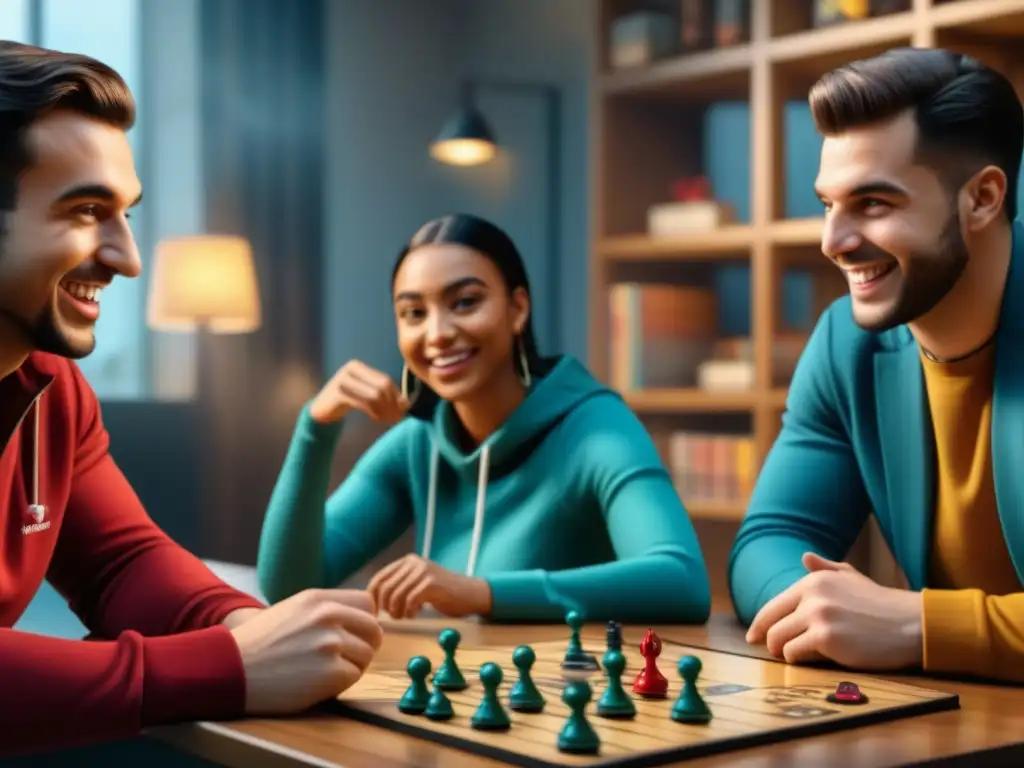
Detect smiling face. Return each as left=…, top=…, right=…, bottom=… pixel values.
left=0, top=109, right=143, bottom=359
left=392, top=242, right=529, bottom=404
left=815, top=110, right=970, bottom=332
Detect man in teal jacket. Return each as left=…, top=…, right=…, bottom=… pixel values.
left=730, top=47, right=1024, bottom=683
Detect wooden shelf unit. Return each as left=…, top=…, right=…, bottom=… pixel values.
left=589, top=0, right=1024, bottom=531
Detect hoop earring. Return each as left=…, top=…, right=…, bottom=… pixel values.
left=401, top=364, right=421, bottom=403
left=516, top=336, right=532, bottom=389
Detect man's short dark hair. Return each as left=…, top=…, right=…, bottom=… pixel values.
left=808, top=47, right=1023, bottom=221
left=0, top=40, right=135, bottom=211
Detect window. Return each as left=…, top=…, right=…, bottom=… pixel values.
left=0, top=0, right=30, bottom=41
left=40, top=0, right=148, bottom=399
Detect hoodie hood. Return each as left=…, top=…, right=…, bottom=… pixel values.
left=431, top=355, right=610, bottom=472
left=416, top=355, right=616, bottom=576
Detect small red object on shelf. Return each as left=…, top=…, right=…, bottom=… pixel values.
left=671, top=175, right=712, bottom=202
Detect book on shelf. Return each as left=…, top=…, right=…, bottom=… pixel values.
left=657, top=430, right=756, bottom=508
left=647, top=199, right=734, bottom=237
left=609, top=282, right=717, bottom=391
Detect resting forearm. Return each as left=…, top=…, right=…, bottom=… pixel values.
left=487, top=552, right=711, bottom=624
left=257, top=408, right=342, bottom=602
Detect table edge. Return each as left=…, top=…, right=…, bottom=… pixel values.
left=149, top=722, right=342, bottom=768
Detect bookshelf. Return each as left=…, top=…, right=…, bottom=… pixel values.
left=589, top=0, right=1024, bottom=601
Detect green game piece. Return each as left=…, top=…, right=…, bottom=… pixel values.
left=557, top=680, right=600, bottom=754
left=398, top=656, right=432, bottom=714
left=671, top=655, right=712, bottom=724
left=433, top=628, right=468, bottom=691
left=563, top=610, right=587, bottom=662
left=424, top=682, right=454, bottom=721
left=509, top=645, right=546, bottom=713
left=562, top=610, right=598, bottom=673
left=596, top=649, right=636, bottom=719
left=471, top=662, right=511, bottom=731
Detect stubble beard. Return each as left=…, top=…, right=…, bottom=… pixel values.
left=851, top=213, right=969, bottom=333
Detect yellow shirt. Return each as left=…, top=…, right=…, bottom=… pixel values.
left=920, top=342, right=1024, bottom=680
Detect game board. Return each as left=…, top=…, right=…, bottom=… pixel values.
left=331, top=627, right=959, bottom=768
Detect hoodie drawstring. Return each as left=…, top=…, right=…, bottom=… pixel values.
left=420, top=442, right=490, bottom=578
left=32, top=404, right=40, bottom=510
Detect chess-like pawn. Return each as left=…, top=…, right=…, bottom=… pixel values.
left=557, top=680, right=600, bottom=755
left=632, top=628, right=668, bottom=698
left=471, top=662, right=511, bottom=731
left=596, top=649, right=635, bottom=719
left=509, top=645, right=546, bottom=713
left=671, top=655, right=712, bottom=724
left=424, top=680, right=455, bottom=721
left=562, top=610, right=599, bottom=675
left=398, top=656, right=431, bottom=714
left=434, top=628, right=468, bottom=691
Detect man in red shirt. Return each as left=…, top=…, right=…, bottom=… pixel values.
left=0, top=42, right=384, bottom=757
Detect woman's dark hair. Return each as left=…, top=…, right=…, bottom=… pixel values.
left=391, top=213, right=553, bottom=420
left=809, top=47, right=1022, bottom=220
left=0, top=41, right=135, bottom=213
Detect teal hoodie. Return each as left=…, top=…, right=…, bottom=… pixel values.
left=256, top=355, right=711, bottom=623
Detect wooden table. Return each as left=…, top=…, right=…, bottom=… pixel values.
left=151, top=614, right=1024, bottom=768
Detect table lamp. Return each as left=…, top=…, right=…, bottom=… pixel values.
left=146, top=234, right=261, bottom=334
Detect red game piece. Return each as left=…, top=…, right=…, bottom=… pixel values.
left=827, top=681, right=868, bottom=705
left=632, top=629, right=669, bottom=698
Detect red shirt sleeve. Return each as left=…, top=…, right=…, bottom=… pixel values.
left=0, top=363, right=266, bottom=757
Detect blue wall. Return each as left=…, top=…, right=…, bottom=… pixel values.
left=706, top=101, right=824, bottom=336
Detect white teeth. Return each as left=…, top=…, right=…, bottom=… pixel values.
left=843, top=264, right=892, bottom=285
left=62, top=281, right=101, bottom=302
left=432, top=351, right=472, bottom=367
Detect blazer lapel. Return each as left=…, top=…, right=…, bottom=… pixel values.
left=874, top=329, right=933, bottom=590
left=992, top=220, right=1024, bottom=582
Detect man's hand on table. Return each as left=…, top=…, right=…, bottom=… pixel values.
left=229, top=588, right=384, bottom=715
left=745, top=552, right=923, bottom=671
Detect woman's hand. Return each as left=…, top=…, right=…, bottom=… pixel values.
left=367, top=555, right=493, bottom=619
left=309, top=359, right=409, bottom=424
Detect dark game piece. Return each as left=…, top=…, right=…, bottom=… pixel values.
left=471, top=662, right=511, bottom=731
left=596, top=648, right=636, bottom=719
left=557, top=680, right=601, bottom=754
left=398, top=656, right=432, bottom=714
left=671, top=655, right=712, bottom=724
left=424, top=681, right=455, bottom=721
left=433, top=628, right=468, bottom=691
left=606, top=622, right=622, bottom=671
left=632, top=628, right=669, bottom=698
left=827, top=681, right=868, bottom=705
left=562, top=610, right=600, bottom=675
left=509, top=645, right=546, bottom=713
left=606, top=620, right=623, bottom=651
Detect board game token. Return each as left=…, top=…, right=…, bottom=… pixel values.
left=470, top=662, right=511, bottom=731
left=633, top=628, right=669, bottom=697
left=671, top=655, right=712, bottom=724
left=424, top=683, right=454, bottom=721
left=596, top=648, right=635, bottom=719
left=827, top=681, right=868, bottom=705
left=398, top=656, right=431, bottom=714
left=557, top=680, right=600, bottom=754
left=562, top=610, right=599, bottom=671
left=434, top=628, right=468, bottom=691
left=509, top=645, right=546, bottom=712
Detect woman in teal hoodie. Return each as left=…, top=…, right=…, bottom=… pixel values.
left=257, top=213, right=711, bottom=624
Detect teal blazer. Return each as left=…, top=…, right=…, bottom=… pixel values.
left=729, top=219, right=1024, bottom=625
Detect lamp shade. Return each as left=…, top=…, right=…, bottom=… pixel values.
left=146, top=235, right=261, bottom=333
left=429, top=106, right=497, bottom=166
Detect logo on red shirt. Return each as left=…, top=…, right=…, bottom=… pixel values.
left=22, top=503, right=50, bottom=535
